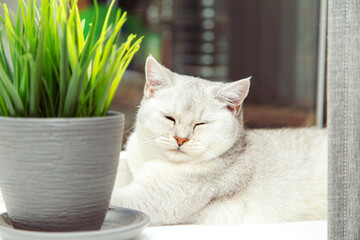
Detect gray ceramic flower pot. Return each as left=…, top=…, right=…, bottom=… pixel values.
left=0, top=112, right=124, bottom=232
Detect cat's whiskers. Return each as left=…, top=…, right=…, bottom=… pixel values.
left=156, top=136, right=177, bottom=149
left=124, top=125, right=136, bottom=136
left=205, top=136, right=244, bottom=148
left=139, top=139, right=161, bottom=151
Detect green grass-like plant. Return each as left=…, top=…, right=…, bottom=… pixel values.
left=0, top=0, right=143, bottom=117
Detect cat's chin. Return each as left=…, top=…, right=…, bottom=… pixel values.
left=164, top=149, right=192, bottom=162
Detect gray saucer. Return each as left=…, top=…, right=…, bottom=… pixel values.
left=0, top=207, right=149, bottom=240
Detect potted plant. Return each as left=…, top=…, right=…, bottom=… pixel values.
left=0, top=0, right=142, bottom=232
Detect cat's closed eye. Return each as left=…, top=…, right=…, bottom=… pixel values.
left=165, top=116, right=176, bottom=123
left=194, top=123, right=206, bottom=129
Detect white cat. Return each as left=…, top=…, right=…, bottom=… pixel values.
left=111, top=55, right=327, bottom=225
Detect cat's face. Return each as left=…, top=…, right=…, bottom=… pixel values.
left=136, top=55, right=250, bottom=163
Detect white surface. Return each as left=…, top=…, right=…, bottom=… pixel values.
left=135, top=221, right=327, bottom=240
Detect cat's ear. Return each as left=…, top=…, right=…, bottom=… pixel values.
left=217, top=77, right=251, bottom=116
left=144, top=54, right=173, bottom=98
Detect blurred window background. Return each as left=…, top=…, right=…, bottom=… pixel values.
left=1, top=0, right=327, bottom=143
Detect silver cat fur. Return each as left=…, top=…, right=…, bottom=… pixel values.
left=111, top=55, right=327, bottom=225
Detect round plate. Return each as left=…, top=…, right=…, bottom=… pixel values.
left=0, top=207, right=149, bottom=240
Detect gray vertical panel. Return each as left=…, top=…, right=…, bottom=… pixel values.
left=328, top=0, right=360, bottom=239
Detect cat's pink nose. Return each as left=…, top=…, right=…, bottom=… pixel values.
left=174, top=136, right=189, bottom=146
